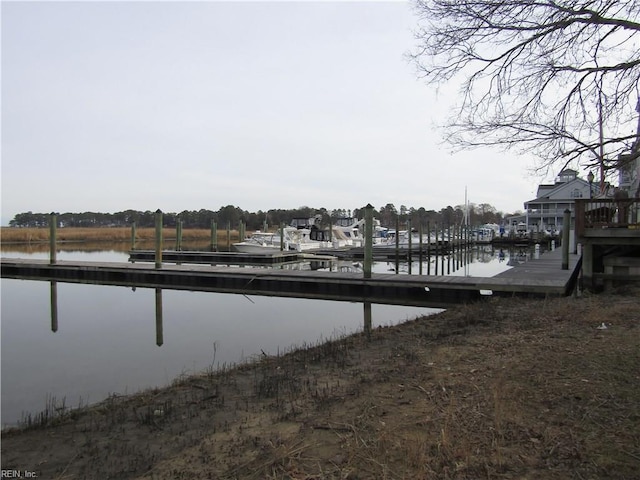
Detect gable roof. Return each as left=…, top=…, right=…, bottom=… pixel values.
left=525, top=177, right=589, bottom=204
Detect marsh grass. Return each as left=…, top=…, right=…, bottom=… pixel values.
left=0, top=226, right=240, bottom=244
left=17, top=394, right=88, bottom=430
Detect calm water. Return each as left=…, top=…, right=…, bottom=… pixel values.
left=1, top=244, right=523, bottom=427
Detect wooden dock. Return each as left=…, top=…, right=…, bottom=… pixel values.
left=128, top=250, right=306, bottom=265
left=1, top=248, right=581, bottom=308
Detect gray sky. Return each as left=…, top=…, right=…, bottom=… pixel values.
left=1, top=1, right=543, bottom=225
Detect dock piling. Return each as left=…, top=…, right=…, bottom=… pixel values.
left=239, top=221, right=246, bottom=243
left=562, top=209, right=570, bottom=270
left=280, top=222, right=285, bottom=251
left=155, top=209, right=163, bottom=269
left=131, top=222, right=137, bottom=251
left=176, top=218, right=183, bottom=252
left=211, top=220, right=218, bottom=251
left=364, top=204, right=373, bottom=279
left=49, top=213, right=57, bottom=265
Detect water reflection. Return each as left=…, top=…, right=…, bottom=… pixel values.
left=2, top=244, right=546, bottom=427
left=50, top=281, right=58, bottom=332
left=364, top=302, right=372, bottom=339
left=43, top=282, right=380, bottom=348
left=155, top=288, right=163, bottom=347
left=3, top=278, right=442, bottom=428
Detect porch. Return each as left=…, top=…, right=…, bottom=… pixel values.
left=574, top=198, right=640, bottom=290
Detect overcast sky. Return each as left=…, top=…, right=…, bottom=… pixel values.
left=2, top=1, right=549, bottom=225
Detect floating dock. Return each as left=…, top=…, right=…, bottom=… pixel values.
left=128, top=250, right=306, bottom=265
left=1, top=249, right=581, bottom=308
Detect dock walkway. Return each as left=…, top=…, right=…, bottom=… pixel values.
left=1, top=248, right=581, bottom=308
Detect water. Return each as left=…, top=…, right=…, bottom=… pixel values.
left=0, top=243, right=524, bottom=427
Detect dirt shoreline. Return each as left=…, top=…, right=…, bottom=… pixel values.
left=2, top=288, right=639, bottom=479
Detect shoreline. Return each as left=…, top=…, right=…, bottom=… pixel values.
left=2, top=288, right=639, bottom=479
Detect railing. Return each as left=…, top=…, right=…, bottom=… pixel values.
left=527, top=207, right=574, bottom=216
left=575, top=198, right=640, bottom=237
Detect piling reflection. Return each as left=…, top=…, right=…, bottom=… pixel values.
left=26, top=245, right=538, bottom=346
left=50, top=281, right=58, bottom=332
left=155, top=288, right=163, bottom=347
left=363, top=302, right=372, bottom=340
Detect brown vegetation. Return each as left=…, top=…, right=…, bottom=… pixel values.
left=2, top=288, right=639, bottom=479
left=0, top=227, right=240, bottom=244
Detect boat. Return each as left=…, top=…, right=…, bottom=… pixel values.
left=234, top=216, right=389, bottom=254
left=472, top=224, right=501, bottom=244
left=373, top=229, right=435, bottom=248
left=233, top=229, right=297, bottom=254
left=333, top=217, right=389, bottom=246
left=233, top=225, right=346, bottom=253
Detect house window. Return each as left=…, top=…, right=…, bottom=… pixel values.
left=570, top=188, right=583, bottom=198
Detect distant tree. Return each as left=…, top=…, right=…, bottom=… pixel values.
left=378, top=203, right=398, bottom=227
left=410, top=0, right=640, bottom=184
left=477, top=203, right=498, bottom=224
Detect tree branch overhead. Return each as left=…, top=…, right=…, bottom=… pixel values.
left=410, top=0, right=640, bottom=177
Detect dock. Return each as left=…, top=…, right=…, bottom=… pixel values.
left=1, top=248, right=581, bottom=308
left=128, top=250, right=306, bottom=265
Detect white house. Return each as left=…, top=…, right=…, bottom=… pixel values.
left=524, top=169, right=594, bottom=232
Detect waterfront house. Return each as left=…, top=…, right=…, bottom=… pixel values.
left=523, top=169, right=594, bottom=234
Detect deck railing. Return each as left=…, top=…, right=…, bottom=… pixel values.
left=574, top=197, right=640, bottom=237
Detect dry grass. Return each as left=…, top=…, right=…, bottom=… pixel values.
left=2, top=289, right=639, bottom=479
left=0, top=227, right=240, bottom=244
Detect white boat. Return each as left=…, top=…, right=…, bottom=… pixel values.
left=234, top=216, right=389, bottom=253
left=332, top=216, right=388, bottom=246
left=373, top=229, right=434, bottom=248
left=233, top=226, right=344, bottom=253
left=233, top=229, right=296, bottom=254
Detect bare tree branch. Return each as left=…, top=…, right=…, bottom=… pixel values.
left=409, top=0, right=640, bottom=176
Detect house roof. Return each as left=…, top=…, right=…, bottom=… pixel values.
left=525, top=176, right=589, bottom=204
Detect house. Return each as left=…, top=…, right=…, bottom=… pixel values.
left=524, top=169, right=595, bottom=233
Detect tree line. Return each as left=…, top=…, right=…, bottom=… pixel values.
left=8, top=203, right=516, bottom=230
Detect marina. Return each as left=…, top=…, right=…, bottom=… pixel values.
left=1, top=243, right=578, bottom=427
left=1, top=247, right=581, bottom=308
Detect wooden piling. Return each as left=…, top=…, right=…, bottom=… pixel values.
left=176, top=218, right=183, bottom=252
left=562, top=209, right=570, bottom=270
left=407, top=219, right=412, bottom=275
left=155, top=209, right=163, bottom=269
left=364, top=204, right=373, bottom=279
left=434, top=222, right=439, bottom=275
left=427, top=221, right=431, bottom=275
left=395, top=215, right=400, bottom=274
left=441, top=222, right=446, bottom=274
left=49, top=213, right=57, bottom=265
left=447, top=223, right=452, bottom=274
left=280, top=222, right=285, bottom=251
left=419, top=222, right=423, bottom=275
left=211, top=220, right=218, bottom=251
left=131, top=222, right=137, bottom=251
left=239, top=221, right=246, bottom=243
